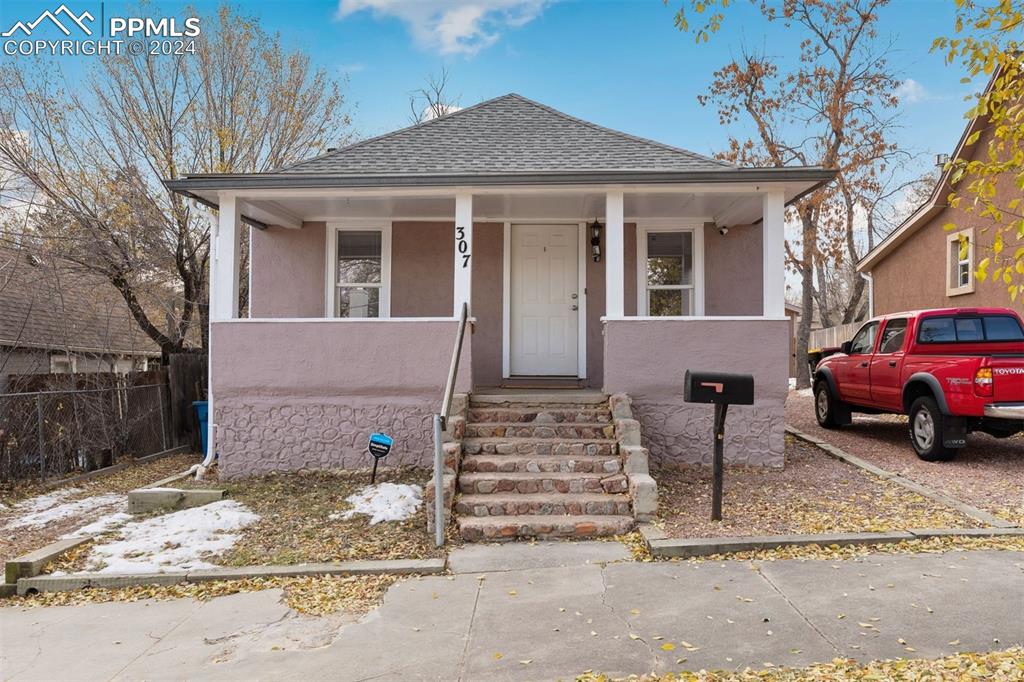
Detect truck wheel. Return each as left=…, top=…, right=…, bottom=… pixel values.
left=908, top=396, right=956, bottom=462
left=814, top=381, right=844, bottom=429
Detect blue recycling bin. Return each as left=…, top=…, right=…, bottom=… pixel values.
left=192, top=400, right=209, bottom=455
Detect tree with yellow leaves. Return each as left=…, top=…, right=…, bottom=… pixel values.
left=934, top=0, right=1024, bottom=303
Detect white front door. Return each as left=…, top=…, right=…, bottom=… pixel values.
left=510, top=224, right=579, bottom=376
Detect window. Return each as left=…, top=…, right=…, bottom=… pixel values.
left=849, top=321, right=879, bottom=354
left=878, top=318, right=908, bottom=354
left=947, top=229, right=975, bottom=295
left=327, top=224, right=391, bottom=318
left=638, top=227, right=702, bottom=316
left=50, top=354, right=76, bottom=373
left=984, top=315, right=1024, bottom=341
left=919, top=314, right=1024, bottom=343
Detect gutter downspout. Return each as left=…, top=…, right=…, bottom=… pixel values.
left=197, top=206, right=218, bottom=479
left=860, top=271, right=874, bottom=318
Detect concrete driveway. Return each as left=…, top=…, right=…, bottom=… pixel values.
left=3, top=542, right=1024, bottom=681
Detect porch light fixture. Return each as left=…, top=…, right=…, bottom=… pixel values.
left=589, top=220, right=603, bottom=262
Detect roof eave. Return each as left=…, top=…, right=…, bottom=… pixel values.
left=165, top=167, right=837, bottom=193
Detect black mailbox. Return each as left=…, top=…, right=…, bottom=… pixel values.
left=684, top=369, right=755, bottom=522
left=684, top=371, right=755, bottom=405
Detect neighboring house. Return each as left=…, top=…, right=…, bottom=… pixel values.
left=0, top=245, right=160, bottom=392
left=858, top=96, right=1024, bottom=315
left=168, top=93, right=834, bottom=487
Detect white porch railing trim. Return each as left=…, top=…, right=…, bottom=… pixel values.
left=214, top=317, right=470, bottom=324
left=600, top=315, right=789, bottom=322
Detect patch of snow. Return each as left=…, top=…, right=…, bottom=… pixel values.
left=795, top=388, right=814, bottom=398
left=6, top=492, right=124, bottom=530
left=83, top=500, right=259, bottom=574
left=64, top=511, right=133, bottom=538
left=336, top=483, right=422, bottom=525
left=788, top=377, right=797, bottom=389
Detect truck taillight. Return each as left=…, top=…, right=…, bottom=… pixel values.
left=974, top=367, right=994, bottom=397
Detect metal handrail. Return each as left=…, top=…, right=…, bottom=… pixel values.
left=432, top=301, right=469, bottom=547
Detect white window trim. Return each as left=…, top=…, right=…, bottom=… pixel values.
left=946, top=227, right=975, bottom=297
left=325, top=221, right=392, bottom=318
left=636, top=221, right=705, bottom=316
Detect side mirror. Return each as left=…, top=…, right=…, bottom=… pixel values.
left=840, top=341, right=853, bottom=355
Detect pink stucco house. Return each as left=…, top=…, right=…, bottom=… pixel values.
left=168, top=94, right=833, bottom=539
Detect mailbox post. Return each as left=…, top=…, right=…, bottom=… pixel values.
left=683, top=370, right=755, bottom=521
left=367, top=433, right=394, bottom=484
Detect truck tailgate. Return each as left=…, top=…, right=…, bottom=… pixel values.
left=991, top=355, right=1024, bottom=402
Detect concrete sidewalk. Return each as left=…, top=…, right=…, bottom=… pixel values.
left=2, top=545, right=1024, bottom=681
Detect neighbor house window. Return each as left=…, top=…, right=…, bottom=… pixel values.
left=327, top=224, right=391, bottom=318
left=638, top=226, right=702, bottom=316
left=947, top=228, right=974, bottom=296
left=50, top=354, right=76, bottom=373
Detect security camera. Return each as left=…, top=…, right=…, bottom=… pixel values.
left=718, top=226, right=729, bottom=236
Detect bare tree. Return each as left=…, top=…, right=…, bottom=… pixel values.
left=0, top=6, right=352, bottom=357
left=408, top=67, right=461, bottom=124
left=684, top=0, right=902, bottom=387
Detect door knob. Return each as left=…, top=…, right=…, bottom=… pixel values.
left=571, top=293, right=578, bottom=300
left=571, top=304, right=578, bottom=311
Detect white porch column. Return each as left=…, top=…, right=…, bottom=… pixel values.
left=605, top=190, right=625, bottom=317
left=454, top=192, right=473, bottom=316
left=762, top=190, right=786, bottom=317
left=211, top=193, right=242, bottom=321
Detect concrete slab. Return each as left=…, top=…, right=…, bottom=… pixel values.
left=3, top=550, right=1024, bottom=680
left=448, top=540, right=630, bottom=573
left=649, top=531, right=915, bottom=558
left=461, top=563, right=654, bottom=680
left=759, top=549, right=1024, bottom=661
left=5, top=535, right=93, bottom=584
left=601, top=561, right=838, bottom=673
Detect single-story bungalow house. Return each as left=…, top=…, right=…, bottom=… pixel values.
left=168, top=94, right=834, bottom=539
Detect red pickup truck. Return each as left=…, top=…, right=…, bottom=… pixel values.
left=813, top=307, right=1024, bottom=461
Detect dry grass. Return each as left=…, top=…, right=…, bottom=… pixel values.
left=654, top=437, right=976, bottom=539
left=576, top=647, right=1024, bottom=681
left=0, top=573, right=402, bottom=616
left=212, top=466, right=447, bottom=566
left=0, top=452, right=201, bottom=560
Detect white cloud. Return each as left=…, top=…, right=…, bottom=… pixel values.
left=896, top=78, right=927, bottom=104
left=337, top=0, right=549, bottom=55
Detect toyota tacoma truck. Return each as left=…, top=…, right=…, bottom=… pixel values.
left=813, top=307, right=1024, bottom=461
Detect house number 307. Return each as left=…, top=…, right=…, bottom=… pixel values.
left=456, top=225, right=470, bottom=268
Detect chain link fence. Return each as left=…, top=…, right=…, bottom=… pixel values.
left=0, top=382, right=173, bottom=483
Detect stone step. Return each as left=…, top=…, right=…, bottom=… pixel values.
left=459, top=471, right=611, bottom=495
left=465, top=422, right=616, bottom=439
left=461, top=454, right=621, bottom=474
left=462, top=438, right=617, bottom=457
left=467, top=407, right=612, bottom=424
left=469, top=391, right=608, bottom=406
left=458, top=514, right=634, bottom=541
left=456, top=493, right=632, bottom=517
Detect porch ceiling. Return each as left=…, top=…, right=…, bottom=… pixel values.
left=224, top=187, right=794, bottom=228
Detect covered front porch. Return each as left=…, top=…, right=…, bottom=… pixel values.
left=202, top=183, right=794, bottom=477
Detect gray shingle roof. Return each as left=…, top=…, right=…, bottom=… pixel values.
left=279, top=93, right=733, bottom=176
left=0, top=245, right=160, bottom=356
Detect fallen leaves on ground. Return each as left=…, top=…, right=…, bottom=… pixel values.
left=214, top=466, right=448, bottom=566
left=0, top=573, right=400, bottom=616
left=616, top=530, right=654, bottom=561
left=655, top=438, right=976, bottom=539
left=575, top=647, right=1024, bottom=680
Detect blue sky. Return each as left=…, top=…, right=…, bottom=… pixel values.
left=0, top=0, right=973, bottom=172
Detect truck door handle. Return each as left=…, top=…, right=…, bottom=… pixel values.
left=859, top=362, right=868, bottom=368
left=888, top=360, right=897, bottom=367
